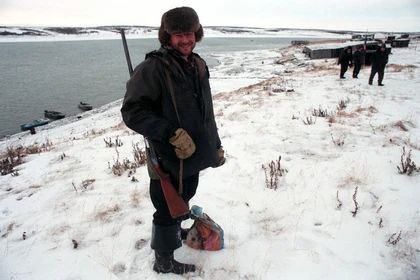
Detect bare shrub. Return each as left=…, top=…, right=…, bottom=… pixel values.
left=132, top=143, right=147, bottom=167
left=337, top=98, right=350, bottom=111
left=109, top=147, right=136, bottom=176
left=336, top=190, right=343, bottom=210
left=112, top=158, right=137, bottom=176
left=303, top=116, right=316, bottom=125
left=72, top=179, right=95, bottom=192
left=397, top=147, right=419, bottom=175
left=80, top=179, right=95, bottom=191
left=351, top=186, right=359, bottom=217
left=331, top=133, right=345, bottom=146
left=387, top=231, right=402, bottom=245
left=104, top=136, right=123, bottom=148
left=262, top=156, right=288, bottom=190
left=312, top=106, right=330, bottom=118
left=131, top=176, right=139, bottom=182
left=1, top=141, right=53, bottom=176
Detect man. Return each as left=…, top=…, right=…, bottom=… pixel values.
left=352, top=45, right=364, bottom=78
left=369, top=44, right=389, bottom=86
left=121, top=7, right=225, bottom=275
left=338, top=46, right=353, bottom=79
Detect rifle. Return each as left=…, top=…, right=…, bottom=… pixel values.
left=119, top=29, right=189, bottom=218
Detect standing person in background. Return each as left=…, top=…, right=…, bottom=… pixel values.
left=121, top=6, right=225, bottom=275
left=369, top=44, right=389, bottom=86
left=338, top=46, right=353, bottom=79
left=352, top=45, right=364, bottom=78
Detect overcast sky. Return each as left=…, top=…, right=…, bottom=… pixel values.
left=1, top=0, right=419, bottom=32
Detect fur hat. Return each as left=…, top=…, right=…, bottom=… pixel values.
left=158, top=7, right=204, bottom=45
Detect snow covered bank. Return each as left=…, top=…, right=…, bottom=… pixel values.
left=0, top=26, right=350, bottom=43
left=1, top=41, right=419, bottom=279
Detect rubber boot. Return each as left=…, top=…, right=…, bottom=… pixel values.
left=153, top=251, right=196, bottom=274
left=151, top=223, right=195, bottom=274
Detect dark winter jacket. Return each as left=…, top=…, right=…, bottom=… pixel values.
left=338, top=47, right=353, bottom=66
left=371, top=47, right=389, bottom=70
left=121, top=47, right=221, bottom=179
left=352, top=49, right=364, bottom=66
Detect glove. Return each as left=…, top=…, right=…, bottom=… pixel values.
left=216, top=147, right=226, bottom=167
left=169, top=128, right=196, bottom=159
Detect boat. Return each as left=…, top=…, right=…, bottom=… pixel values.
left=78, top=102, right=93, bottom=111
left=44, top=110, right=65, bottom=120
left=20, top=118, right=50, bottom=131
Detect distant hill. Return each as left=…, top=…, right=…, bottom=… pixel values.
left=1, top=26, right=418, bottom=42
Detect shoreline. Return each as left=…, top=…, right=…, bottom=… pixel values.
left=0, top=28, right=351, bottom=43
left=0, top=38, right=305, bottom=139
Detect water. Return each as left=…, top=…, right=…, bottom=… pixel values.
left=0, top=37, right=315, bottom=137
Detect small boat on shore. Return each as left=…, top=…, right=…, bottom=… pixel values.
left=20, top=118, right=50, bottom=131
left=44, top=110, right=65, bottom=120
left=78, top=102, right=93, bottom=111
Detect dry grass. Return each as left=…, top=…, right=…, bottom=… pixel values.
left=214, top=76, right=282, bottom=101
left=355, top=106, right=378, bottom=114
left=1, top=222, right=16, bottom=238
left=394, top=120, right=416, bottom=132
left=1, top=140, right=54, bottom=176
left=95, top=204, right=121, bottom=223
left=83, top=128, right=107, bottom=138
left=335, top=110, right=357, bottom=118
left=387, top=64, right=417, bottom=72
left=130, top=189, right=141, bottom=207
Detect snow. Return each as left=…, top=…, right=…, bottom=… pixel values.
left=1, top=39, right=420, bottom=280
left=0, top=26, right=350, bottom=43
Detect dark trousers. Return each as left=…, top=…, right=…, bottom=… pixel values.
left=150, top=173, right=199, bottom=226
left=353, top=63, right=361, bottom=78
left=340, top=64, right=349, bottom=78
left=149, top=173, right=199, bottom=252
left=369, top=67, right=385, bottom=85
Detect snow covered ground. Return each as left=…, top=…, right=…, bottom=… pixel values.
left=1, top=40, right=419, bottom=279
left=0, top=26, right=350, bottom=42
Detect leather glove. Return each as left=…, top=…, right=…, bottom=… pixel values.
left=169, top=128, right=196, bottom=159
left=216, top=147, right=226, bottom=166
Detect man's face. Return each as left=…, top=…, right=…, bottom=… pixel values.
left=169, top=32, right=196, bottom=57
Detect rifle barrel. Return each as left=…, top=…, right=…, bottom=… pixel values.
left=119, top=29, right=134, bottom=76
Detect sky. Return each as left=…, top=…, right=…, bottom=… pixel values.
left=0, top=0, right=419, bottom=32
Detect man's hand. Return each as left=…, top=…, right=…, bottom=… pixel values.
left=169, top=128, right=196, bottom=159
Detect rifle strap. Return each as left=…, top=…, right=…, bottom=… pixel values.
left=164, top=67, right=184, bottom=195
